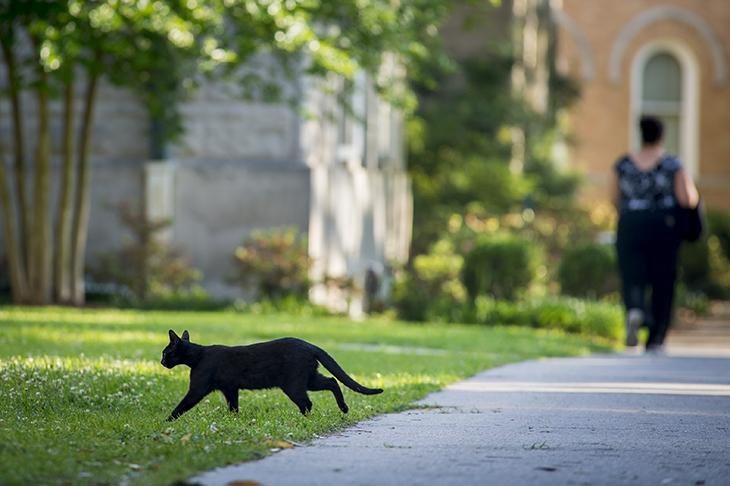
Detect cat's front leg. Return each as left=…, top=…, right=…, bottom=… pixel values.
left=167, top=386, right=211, bottom=421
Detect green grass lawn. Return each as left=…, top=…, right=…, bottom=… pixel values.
left=0, top=306, right=613, bottom=484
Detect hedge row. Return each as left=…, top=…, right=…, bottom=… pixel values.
left=468, top=296, right=623, bottom=341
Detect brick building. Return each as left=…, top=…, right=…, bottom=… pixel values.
left=554, top=0, right=730, bottom=210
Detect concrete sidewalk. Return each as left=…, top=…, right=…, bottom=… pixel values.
left=667, top=301, right=730, bottom=357
left=191, top=353, right=730, bottom=486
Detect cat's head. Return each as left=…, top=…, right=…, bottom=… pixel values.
left=161, top=329, right=190, bottom=369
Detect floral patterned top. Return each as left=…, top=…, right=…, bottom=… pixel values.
left=614, top=154, right=682, bottom=212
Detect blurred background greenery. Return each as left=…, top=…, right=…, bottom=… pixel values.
left=0, top=0, right=728, bottom=340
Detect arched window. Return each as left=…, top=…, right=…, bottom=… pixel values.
left=630, top=41, right=699, bottom=176
left=641, top=52, right=682, bottom=156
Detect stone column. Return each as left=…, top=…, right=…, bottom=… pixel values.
left=144, top=160, right=176, bottom=242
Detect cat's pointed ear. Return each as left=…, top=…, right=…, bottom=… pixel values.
left=169, top=329, right=180, bottom=342
left=182, top=330, right=190, bottom=342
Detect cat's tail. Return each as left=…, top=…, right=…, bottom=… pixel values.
left=312, top=346, right=383, bottom=395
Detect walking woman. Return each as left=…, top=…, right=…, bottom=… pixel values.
left=612, top=116, right=699, bottom=352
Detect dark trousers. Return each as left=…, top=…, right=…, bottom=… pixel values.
left=616, top=210, right=681, bottom=347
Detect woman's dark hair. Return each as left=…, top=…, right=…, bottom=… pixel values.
left=639, top=116, right=663, bottom=145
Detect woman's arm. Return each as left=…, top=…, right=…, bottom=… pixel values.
left=674, top=168, right=700, bottom=209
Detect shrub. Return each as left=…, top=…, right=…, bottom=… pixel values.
left=473, top=296, right=530, bottom=326
left=579, top=301, right=625, bottom=340
left=231, top=295, right=333, bottom=317
left=530, top=298, right=581, bottom=333
left=558, top=243, right=618, bottom=298
left=679, top=238, right=711, bottom=291
left=229, top=227, right=311, bottom=300
left=473, top=296, right=623, bottom=341
left=707, top=208, right=730, bottom=260
left=90, top=203, right=203, bottom=304
left=677, top=209, right=730, bottom=298
left=675, top=284, right=710, bottom=316
left=462, top=234, right=542, bottom=300
left=392, top=240, right=468, bottom=322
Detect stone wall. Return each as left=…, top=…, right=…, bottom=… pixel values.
left=0, top=55, right=412, bottom=303
left=171, top=82, right=302, bottom=163
left=87, top=163, right=145, bottom=256
left=308, top=164, right=412, bottom=315
left=170, top=160, right=310, bottom=297
left=299, top=69, right=412, bottom=314
left=0, top=62, right=311, bottom=292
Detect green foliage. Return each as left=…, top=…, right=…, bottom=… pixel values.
left=404, top=0, right=586, bottom=273
left=392, top=240, right=467, bottom=322
left=679, top=239, right=711, bottom=289
left=408, top=54, right=521, bottom=253
left=675, top=284, right=711, bottom=317
left=676, top=208, right=730, bottom=298
left=558, top=243, right=619, bottom=298
left=231, top=295, right=332, bottom=317
left=1, top=0, right=450, bottom=148
left=678, top=232, right=730, bottom=299
left=128, top=288, right=229, bottom=312
left=2, top=0, right=224, bottom=142
left=229, top=227, right=311, bottom=301
left=473, top=296, right=623, bottom=341
left=0, top=306, right=609, bottom=485
left=707, top=209, right=730, bottom=260
left=462, top=234, right=543, bottom=300
left=391, top=234, right=621, bottom=341
left=408, top=42, right=582, bottom=254
left=90, top=203, right=203, bottom=304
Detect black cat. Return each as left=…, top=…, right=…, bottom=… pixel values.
left=161, top=330, right=383, bottom=420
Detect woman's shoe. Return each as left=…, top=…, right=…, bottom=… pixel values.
left=625, top=308, right=643, bottom=347
left=645, top=344, right=666, bottom=355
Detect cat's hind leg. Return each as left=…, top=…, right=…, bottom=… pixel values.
left=308, top=372, right=348, bottom=413
left=282, top=385, right=313, bottom=415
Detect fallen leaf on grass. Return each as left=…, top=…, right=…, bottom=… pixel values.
left=265, top=439, right=296, bottom=449
left=180, top=433, right=192, bottom=445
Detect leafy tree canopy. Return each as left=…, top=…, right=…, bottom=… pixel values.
left=1, top=0, right=450, bottom=142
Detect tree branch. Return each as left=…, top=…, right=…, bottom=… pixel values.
left=54, top=77, right=76, bottom=303
left=0, top=29, right=30, bottom=277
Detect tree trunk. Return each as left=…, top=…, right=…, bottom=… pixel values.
left=0, top=33, right=30, bottom=279
left=54, top=79, right=76, bottom=303
left=70, top=69, right=99, bottom=305
left=30, top=50, right=53, bottom=305
left=0, top=156, right=29, bottom=303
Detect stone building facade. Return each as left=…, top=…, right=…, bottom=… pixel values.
left=553, top=0, right=730, bottom=210
left=0, top=63, right=411, bottom=310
